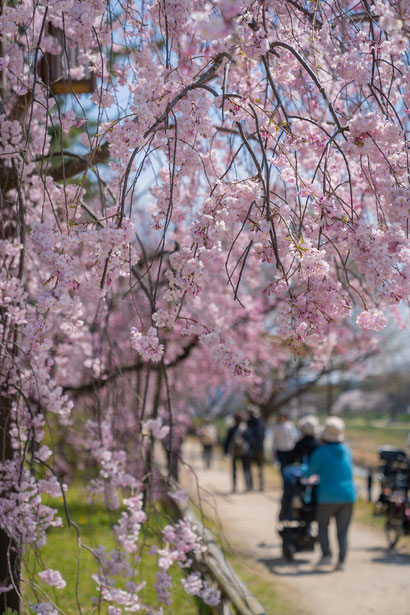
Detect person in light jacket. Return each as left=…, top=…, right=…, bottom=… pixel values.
left=272, top=412, right=298, bottom=473
left=304, top=416, right=356, bottom=571
left=199, top=419, right=218, bottom=469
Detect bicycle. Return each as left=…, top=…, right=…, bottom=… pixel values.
left=374, top=446, right=410, bottom=549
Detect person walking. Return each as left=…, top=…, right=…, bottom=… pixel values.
left=272, top=412, right=298, bottom=472
left=304, top=416, right=356, bottom=571
left=247, top=406, right=265, bottom=491
left=287, top=415, right=321, bottom=465
left=199, top=419, right=218, bottom=469
left=224, top=413, right=253, bottom=492
left=280, top=415, right=321, bottom=521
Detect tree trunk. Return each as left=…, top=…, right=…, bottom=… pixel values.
left=0, top=393, right=20, bottom=614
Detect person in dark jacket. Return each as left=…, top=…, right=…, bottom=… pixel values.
left=224, top=413, right=253, bottom=492
left=279, top=416, right=321, bottom=521
left=247, top=406, right=265, bottom=491
left=287, top=415, right=321, bottom=464
left=304, top=416, right=356, bottom=571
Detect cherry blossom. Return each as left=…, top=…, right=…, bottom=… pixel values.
left=0, top=0, right=408, bottom=611
left=38, top=569, right=67, bottom=589
left=356, top=310, right=388, bottom=332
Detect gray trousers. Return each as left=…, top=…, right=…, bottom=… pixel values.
left=317, top=502, right=354, bottom=563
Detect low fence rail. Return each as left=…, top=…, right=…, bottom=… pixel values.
left=163, top=477, right=266, bottom=615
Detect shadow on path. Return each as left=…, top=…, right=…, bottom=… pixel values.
left=258, top=556, right=334, bottom=577
left=347, top=543, right=410, bottom=565
left=370, top=550, right=410, bottom=565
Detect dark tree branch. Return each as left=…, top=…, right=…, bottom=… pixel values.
left=284, top=0, right=323, bottom=29
left=143, top=52, right=230, bottom=140
left=48, top=141, right=110, bottom=182
left=269, top=41, right=346, bottom=134
left=0, top=142, right=111, bottom=193
left=251, top=350, right=378, bottom=420
left=63, top=338, right=199, bottom=395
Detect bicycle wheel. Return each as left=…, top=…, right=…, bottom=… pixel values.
left=385, top=517, right=402, bottom=549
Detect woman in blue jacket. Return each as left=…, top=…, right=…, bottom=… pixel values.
left=305, top=416, right=356, bottom=571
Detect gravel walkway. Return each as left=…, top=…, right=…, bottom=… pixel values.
left=181, top=440, right=410, bottom=615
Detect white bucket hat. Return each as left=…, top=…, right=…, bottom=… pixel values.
left=298, top=415, right=319, bottom=436
left=321, top=416, right=345, bottom=443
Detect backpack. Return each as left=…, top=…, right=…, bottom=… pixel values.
left=201, top=424, right=217, bottom=446
left=230, top=424, right=250, bottom=458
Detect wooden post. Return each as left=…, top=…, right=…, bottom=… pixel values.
left=38, top=24, right=96, bottom=95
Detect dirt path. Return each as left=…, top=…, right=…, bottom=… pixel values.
left=181, top=440, right=410, bottom=615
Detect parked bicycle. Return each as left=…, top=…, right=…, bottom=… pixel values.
left=374, top=446, right=410, bottom=549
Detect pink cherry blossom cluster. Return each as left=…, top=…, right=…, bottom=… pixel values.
left=114, top=494, right=147, bottom=553
left=145, top=417, right=170, bottom=440
left=0, top=116, right=23, bottom=161
left=0, top=459, right=63, bottom=549
left=160, top=517, right=207, bottom=569
left=356, top=309, right=388, bottom=332
left=85, top=419, right=140, bottom=507
left=91, top=574, right=147, bottom=614
left=130, top=327, right=164, bottom=362
left=200, top=331, right=251, bottom=376
left=182, top=572, right=221, bottom=606
left=31, top=602, right=59, bottom=615
left=154, top=571, right=172, bottom=605
left=0, top=255, right=27, bottom=326
left=91, top=506, right=220, bottom=612
left=38, top=568, right=66, bottom=589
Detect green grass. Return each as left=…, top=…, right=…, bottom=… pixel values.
left=22, top=486, right=200, bottom=614
left=225, top=554, right=311, bottom=615
left=345, top=417, right=408, bottom=448
left=323, top=417, right=410, bottom=467
left=353, top=498, right=385, bottom=529
left=23, top=478, right=297, bottom=615
left=353, top=497, right=410, bottom=553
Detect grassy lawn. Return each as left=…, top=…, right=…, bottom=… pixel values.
left=226, top=555, right=312, bottom=615
left=334, top=417, right=408, bottom=467
left=22, top=486, right=201, bottom=614
left=353, top=498, right=385, bottom=529
left=23, top=482, right=304, bottom=615
left=345, top=416, right=408, bottom=445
